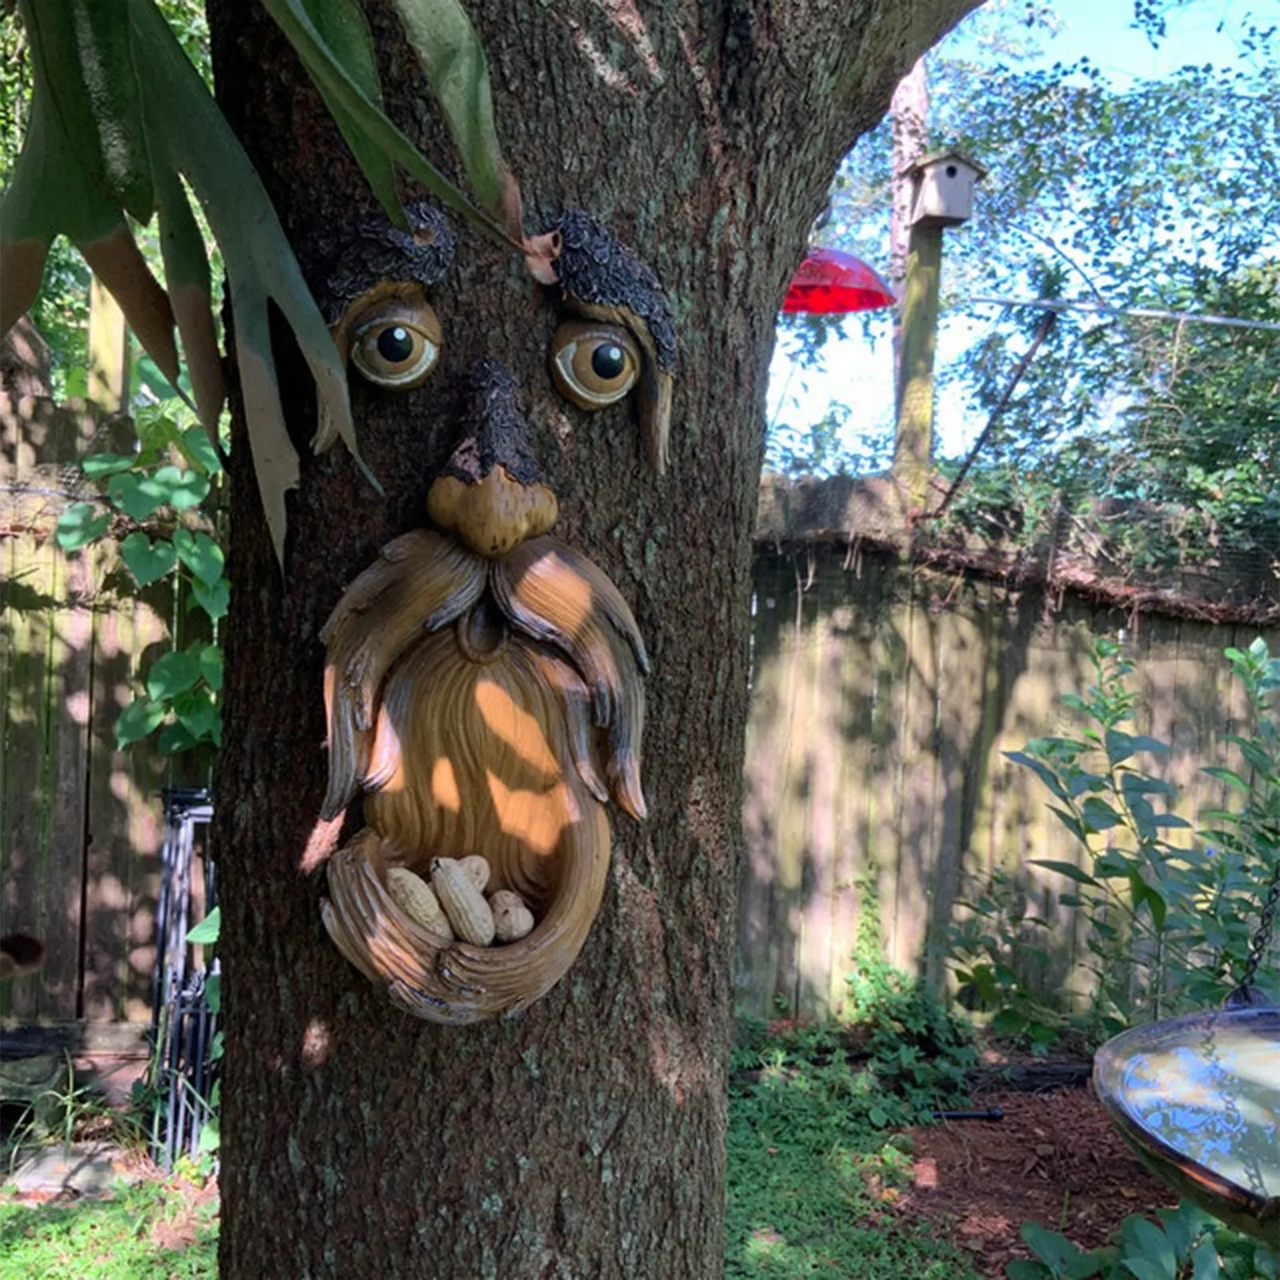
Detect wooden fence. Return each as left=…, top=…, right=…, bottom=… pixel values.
left=737, top=540, right=1278, bottom=1020
left=1, top=390, right=200, bottom=1028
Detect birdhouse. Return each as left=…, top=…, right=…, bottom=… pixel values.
left=902, top=151, right=986, bottom=229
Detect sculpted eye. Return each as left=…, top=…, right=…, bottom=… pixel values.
left=548, top=320, right=641, bottom=409
left=349, top=299, right=442, bottom=389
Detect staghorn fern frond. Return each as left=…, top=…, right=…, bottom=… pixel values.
left=261, top=0, right=523, bottom=249
left=1, top=0, right=542, bottom=570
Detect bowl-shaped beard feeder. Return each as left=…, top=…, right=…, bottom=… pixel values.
left=319, top=367, right=649, bottom=1024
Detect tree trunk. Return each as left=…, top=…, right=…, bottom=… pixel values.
left=208, top=2, right=979, bottom=1275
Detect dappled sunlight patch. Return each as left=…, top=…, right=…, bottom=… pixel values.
left=91, top=873, right=128, bottom=910
left=300, top=1018, right=331, bottom=1070
left=474, top=679, right=560, bottom=776
left=299, top=813, right=345, bottom=874
left=484, top=770, right=576, bottom=856
left=430, top=756, right=461, bottom=812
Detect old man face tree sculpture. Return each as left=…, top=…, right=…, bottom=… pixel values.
left=316, top=206, right=675, bottom=1025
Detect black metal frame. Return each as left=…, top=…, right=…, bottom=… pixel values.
left=148, top=787, right=218, bottom=1171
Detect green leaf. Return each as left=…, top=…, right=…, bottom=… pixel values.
left=120, top=531, right=177, bottom=586
left=260, top=0, right=514, bottom=246
left=81, top=452, right=138, bottom=478
left=135, top=354, right=184, bottom=405
left=1030, top=860, right=1101, bottom=887
left=1225, top=735, right=1273, bottom=775
left=56, top=502, right=111, bottom=550
left=19, top=0, right=155, bottom=219
left=1201, top=766, right=1250, bottom=793
left=204, top=973, right=221, bottom=1015
left=1022, top=1221, right=1085, bottom=1273
left=173, top=527, right=225, bottom=586
left=1005, top=1263, right=1052, bottom=1280
left=173, top=687, right=221, bottom=745
left=198, top=644, right=224, bottom=693
left=1106, top=729, right=1171, bottom=764
left=156, top=720, right=200, bottom=754
left=125, top=0, right=361, bottom=570
left=146, top=649, right=202, bottom=701
left=190, top=575, right=230, bottom=621
left=1006, top=751, right=1069, bottom=801
left=115, top=696, right=165, bottom=748
left=1120, top=773, right=1177, bottom=799
left=1048, top=807, right=1087, bottom=843
left=197, top=1120, right=221, bottom=1154
left=1066, top=770, right=1108, bottom=798
left=390, top=0, right=517, bottom=231
left=186, top=905, right=221, bottom=945
left=1081, top=797, right=1122, bottom=832
left=109, top=472, right=166, bottom=521
left=1096, top=848, right=1137, bottom=878
left=1129, top=795, right=1158, bottom=842
left=1, top=62, right=123, bottom=330
left=153, top=168, right=226, bottom=437
left=1121, top=1215, right=1177, bottom=1278
left=298, top=0, right=403, bottom=224
left=1187, top=1236, right=1218, bottom=1279
left=1127, top=870, right=1167, bottom=931
left=992, top=1008, right=1027, bottom=1036
left=150, top=464, right=210, bottom=510
left=1195, top=808, right=1238, bottom=825
left=180, top=424, right=223, bottom=476
left=64, top=367, right=90, bottom=399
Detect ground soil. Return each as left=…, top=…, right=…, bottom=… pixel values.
left=899, top=1083, right=1175, bottom=1277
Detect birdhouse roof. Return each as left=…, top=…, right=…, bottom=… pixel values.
left=900, top=150, right=988, bottom=180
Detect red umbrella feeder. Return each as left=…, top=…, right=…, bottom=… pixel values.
left=782, top=247, right=895, bottom=314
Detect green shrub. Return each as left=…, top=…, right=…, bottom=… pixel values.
left=953, top=636, right=1280, bottom=1043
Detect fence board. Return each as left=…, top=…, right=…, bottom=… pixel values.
left=43, top=538, right=93, bottom=1018
left=1, top=533, right=62, bottom=1019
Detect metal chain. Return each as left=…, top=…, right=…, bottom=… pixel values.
left=1197, top=1014, right=1267, bottom=1200
left=1229, top=856, right=1280, bottom=1002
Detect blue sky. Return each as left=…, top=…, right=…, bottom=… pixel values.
left=766, top=0, right=1259, bottom=463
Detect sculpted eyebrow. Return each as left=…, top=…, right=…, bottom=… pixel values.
left=318, top=202, right=456, bottom=327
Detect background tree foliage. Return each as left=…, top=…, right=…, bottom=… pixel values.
left=773, top=1, right=1280, bottom=571
left=0, top=0, right=216, bottom=398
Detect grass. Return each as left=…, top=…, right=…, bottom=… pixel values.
left=0, top=1176, right=217, bottom=1279
left=0, top=1054, right=974, bottom=1280
left=725, top=1051, right=983, bottom=1278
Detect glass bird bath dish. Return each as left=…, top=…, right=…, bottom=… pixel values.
left=1093, top=1005, right=1280, bottom=1249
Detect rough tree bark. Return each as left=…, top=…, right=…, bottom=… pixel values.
left=208, top=1, right=980, bottom=1275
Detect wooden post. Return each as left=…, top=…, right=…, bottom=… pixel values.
left=88, top=275, right=129, bottom=412
left=890, top=57, right=928, bottom=410
left=893, top=221, right=943, bottom=513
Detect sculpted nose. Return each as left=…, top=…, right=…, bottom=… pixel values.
left=425, top=362, right=561, bottom=559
